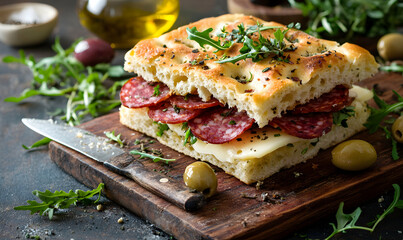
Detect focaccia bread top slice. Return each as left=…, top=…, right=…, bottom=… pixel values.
left=124, top=14, right=378, bottom=127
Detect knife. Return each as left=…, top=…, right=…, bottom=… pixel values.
left=21, top=118, right=205, bottom=211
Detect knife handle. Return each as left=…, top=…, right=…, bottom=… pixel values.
left=105, top=152, right=205, bottom=211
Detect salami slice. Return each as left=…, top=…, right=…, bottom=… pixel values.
left=292, top=85, right=350, bottom=114
left=169, top=95, right=221, bottom=110
left=269, top=112, right=333, bottom=139
left=120, top=76, right=171, bottom=108
left=188, top=107, right=255, bottom=144
left=148, top=101, right=202, bottom=124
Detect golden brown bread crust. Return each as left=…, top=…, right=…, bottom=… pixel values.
left=124, top=14, right=378, bottom=127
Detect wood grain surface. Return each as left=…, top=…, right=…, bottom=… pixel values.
left=49, top=73, right=403, bottom=240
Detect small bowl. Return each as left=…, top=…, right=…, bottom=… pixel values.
left=0, top=2, right=58, bottom=47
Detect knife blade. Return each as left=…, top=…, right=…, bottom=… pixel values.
left=22, top=118, right=205, bottom=211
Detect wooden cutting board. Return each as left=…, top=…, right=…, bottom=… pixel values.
left=49, top=73, right=403, bottom=240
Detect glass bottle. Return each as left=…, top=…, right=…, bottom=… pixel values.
left=77, top=0, right=180, bottom=48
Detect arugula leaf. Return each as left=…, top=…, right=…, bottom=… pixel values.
left=216, top=25, right=298, bottom=64
left=326, top=184, right=402, bottom=239
left=22, top=137, right=52, bottom=150
left=187, top=23, right=293, bottom=64
left=383, top=126, right=399, bottom=160
left=3, top=37, right=130, bottom=126
left=364, top=90, right=402, bottom=160
left=186, top=27, right=232, bottom=50
left=155, top=122, right=169, bottom=137
left=104, top=130, right=124, bottom=147
left=333, top=106, right=355, bottom=128
left=153, top=84, right=161, bottom=97
left=364, top=90, right=403, bottom=133
left=183, top=128, right=197, bottom=146
left=130, top=150, right=175, bottom=164
left=380, top=62, right=403, bottom=75
left=14, top=183, right=104, bottom=220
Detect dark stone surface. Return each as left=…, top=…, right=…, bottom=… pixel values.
left=0, top=0, right=402, bottom=239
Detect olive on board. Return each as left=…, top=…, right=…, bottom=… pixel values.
left=74, top=38, right=115, bottom=66
left=377, top=33, right=403, bottom=61
left=331, top=140, right=377, bottom=171
left=183, top=162, right=217, bottom=198
left=392, top=115, right=403, bottom=143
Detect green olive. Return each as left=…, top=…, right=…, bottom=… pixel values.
left=392, top=115, right=403, bottom=143
left=331, top=140, right=377, bottom=171
left=377, top=33, right=403, bottom=61
left=183, top=162, right=217, bottom=198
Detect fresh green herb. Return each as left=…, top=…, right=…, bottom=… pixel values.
left=325, top=184, right=403, bottom=239
left=380, top=62, right=403, bottom=75
left=246, top=72, right=253, bottom=82
left=104, top=130, right=124, bottom=147
left=3, top=38, right=129, bottom=126
left=274, top=133, right=281, bottom=137
left=289, top=0, right=403, bottom=42
left=173, top=105, right=181, bottom=114
left=187, top=23, right=299, bottom=64
left=22, top=137, right=52, bottom=150
left=189, top=60, right=198, bottom=65
left=383, top=126, right=399, bottom=160
left=364, top=90, right=403, bottom=160
left=153, top=84, right=161, bottom=96
left=229, top=120, right=236, bottom=125
left=155, top=122, right=169, bottom=137
left=262, top=67, right=271, bottom=72
left=301, top=148, right=308, bottom=154
left=187, top=27, right=232, bottom=50
left=181, top=122, right=189, bottom=130
left=183, top=128, right=197, bottom=146
left=218, top=23, right=299, bottom=64
left=333, top=106, right=356, bottom=128
left=14, top=183, right=104, bottom=220
left=130, top=150, right=175, bottom=164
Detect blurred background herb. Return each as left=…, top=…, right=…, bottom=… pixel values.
left=288, top=0, right=403, bottom=42
left=3, top=38, right=132, bottom=126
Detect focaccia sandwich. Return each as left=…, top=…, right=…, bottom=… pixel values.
left=119, top=14, right=378, bottom=184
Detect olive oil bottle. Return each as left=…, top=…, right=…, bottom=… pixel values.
left=77, top=0, right=179, bottom=48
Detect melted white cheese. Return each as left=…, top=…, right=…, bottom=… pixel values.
left=168, top=85, right=372, bottom=163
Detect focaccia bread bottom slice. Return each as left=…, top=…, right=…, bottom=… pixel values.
left=120, top=95, right=370, bottom=184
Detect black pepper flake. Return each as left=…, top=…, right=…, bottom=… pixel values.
left=171, top=54, right=175, bottom=59
left=202, top=65, right=210, bottom=70
left=236, top=138, right=242, bottom=141
left=290, top=69, right=296, bottom=73
left=307, top=41, right=311, bottom=44
left=198, top=60, right=205, bottom=65
left=163, top=44, right=167, bottom=48
left=220, top=73, right=224, bottom=76
left=192, top=49, right=199, bottom=53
